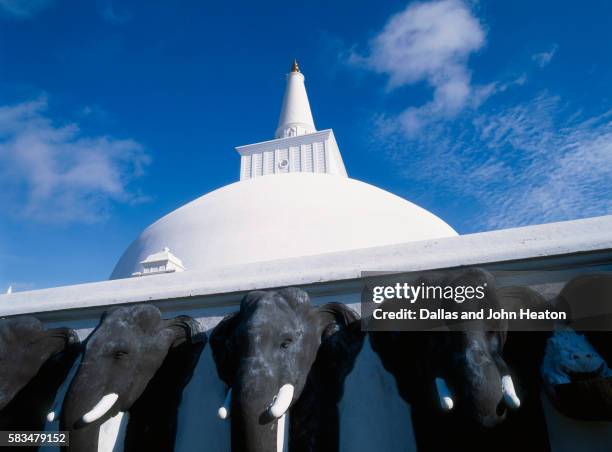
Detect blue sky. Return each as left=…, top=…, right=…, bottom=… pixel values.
left=0, top=0, right=611, bottom=291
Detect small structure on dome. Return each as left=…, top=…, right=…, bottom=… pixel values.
left=235, top=59, right=348, bottom=180
left=131, top=247, right=185, bottom=277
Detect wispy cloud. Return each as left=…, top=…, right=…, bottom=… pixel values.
left=351, top=1, right=609, bottom=230
left=472, top=95, right=612, bottom=228
left=376, top=93, right=612, bottom=230
left=99, top=0, right=131, bottom=25
left=0, top=96, right=150, bottom=224
left=0, top=0, right=51, bottom=18
left=349, top=0, right=488, bottom=136
left=532, top=44, right=558, bottom=68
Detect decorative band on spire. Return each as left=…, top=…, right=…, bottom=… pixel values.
left=291, top=59, right=300, bottom=73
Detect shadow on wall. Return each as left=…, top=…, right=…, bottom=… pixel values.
left=339, top=336, right=416, bottom=452
left=0, top=316, right=80, bottom=451
left=174, top=344, right=231, bottom=452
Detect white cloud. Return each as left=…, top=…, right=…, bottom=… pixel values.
left=350, top=0, right=487, bottom=136
left=472, top=96, right=612, bottom=228
left=352, top=2, right=608, bottom=230
left=377, top=93, right=612, bottom=230
left=0, top=96, right=150, bottom=223
left=0, top=0, right=51, bottom=18
left=532, top=44, right=558, bottom=68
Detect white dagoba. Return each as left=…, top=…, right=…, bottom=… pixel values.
left=110, top=61, right=457, bottom=279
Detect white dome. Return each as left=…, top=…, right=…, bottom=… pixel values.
left=110, top=173, right=457, bottom=279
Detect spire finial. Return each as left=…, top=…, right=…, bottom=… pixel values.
left=291, top=59, right=300, bottom=73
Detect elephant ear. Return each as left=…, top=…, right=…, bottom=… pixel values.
left=162, top=315, right=206, bottom=348
left=369, top=330, right=427, bottom=405
left=498, top=285, right=557, bottom=332
left=499, top=286, right=552, bottom=387
left=210, top=311, right=242, bottom=386
left=317, top=303, right=358, bottom=340
left=315, top=303, right=364, bottom=381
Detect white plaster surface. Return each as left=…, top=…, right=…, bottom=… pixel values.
left=175, top=345, right=229, bottom=452
left=110, top=172, right=457, bottom=280
left=1, top=215, right=610, bottom=317
left=275, top=69, right=316, bottom=139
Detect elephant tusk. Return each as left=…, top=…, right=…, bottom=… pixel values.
left=268, top=384, right=294, bottom=419
left=218, top=388, right=232, bottom=420
left=501, top=375, right=521, bottom=409
left=46, top=399, right=59, bottom=422
left=82, top=393, right=119, bottom=424
left=435, top=378, right=454, bottom=412
left=46, top=411, right=56, bottom=423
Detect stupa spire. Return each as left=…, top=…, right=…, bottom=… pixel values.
left=235, top=59, right=347, bottom=180
left=275, top=59, right=316, bottom=139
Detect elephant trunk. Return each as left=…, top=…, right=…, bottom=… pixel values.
left=230, top=362, right=293, bottom=452
left=63, top=375, right=119, bottom=428
left=451, top=343, right=508, bottom=428
left=61, top=364, right=123, bottom=452
left=61, top=389, right=122, bottom=452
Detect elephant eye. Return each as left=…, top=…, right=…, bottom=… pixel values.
left=280, top=338, right=293, bottom=349
left=113, top=351, right=128, bottom=359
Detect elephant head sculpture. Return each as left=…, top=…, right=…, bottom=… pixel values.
left=371, top=269, right=518, bottom=430
left=556, top=273, right=612, bottom=361
left=541, top=273, right=612, bottom=420
left=61, top=304, right=204, bottom=452
left=372, top=273, right=557, bottom=452
left=210, top=287, right=363, bottom=452
left=0, top=316, right=79, bottom=417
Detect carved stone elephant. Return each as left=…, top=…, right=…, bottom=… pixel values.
left=210, top=288, right=363, bottom=452
left=370, top=269, right=549, bottom=451
left=60, top=304, right=205, bottom=452
left=542, top=273, right=612, bottom=420
left=0, top=316, right=79, bottom=434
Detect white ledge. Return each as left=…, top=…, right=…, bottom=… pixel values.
left=1, top=215, right=611, bottom=317
left=235, top=129, right=334, bottom=155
